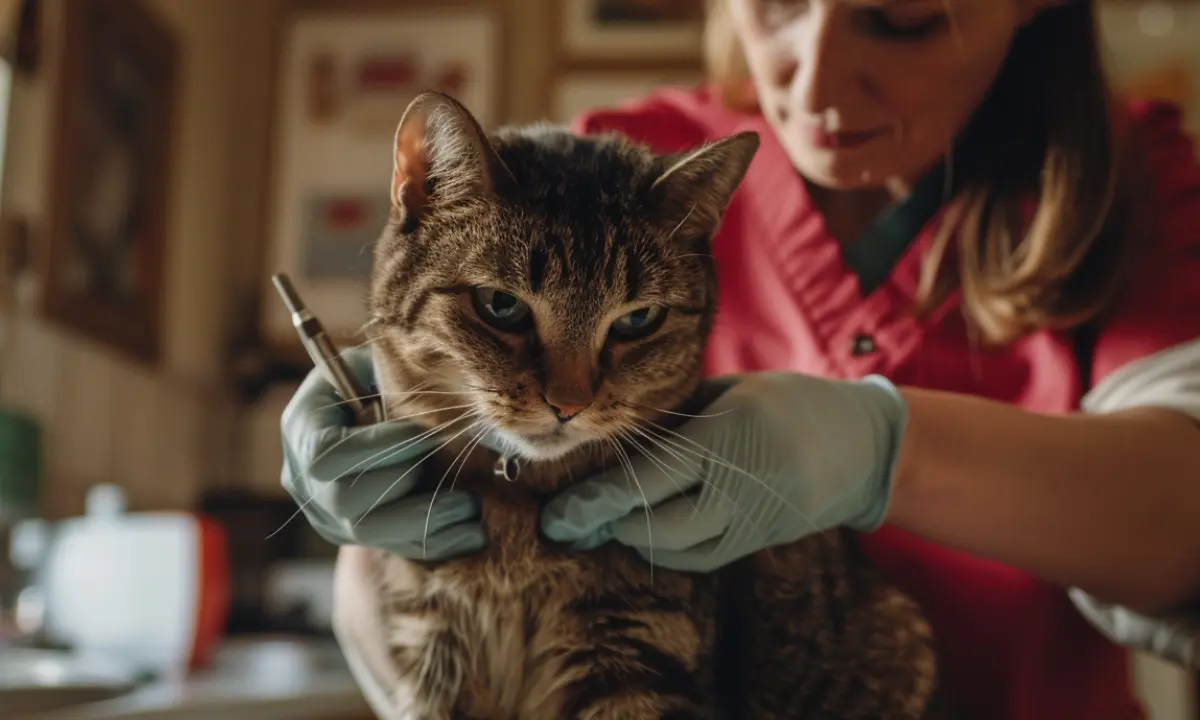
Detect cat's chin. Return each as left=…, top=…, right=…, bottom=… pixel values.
left=489, top=426, right=592, bottom=463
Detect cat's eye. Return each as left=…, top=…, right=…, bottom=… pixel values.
left=609, top=306, right=667, bottom=341
left=471, top=287, right=532, bottom=332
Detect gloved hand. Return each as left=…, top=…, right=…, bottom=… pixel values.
left=280, top=346, right=495, bottom=561
left=539, top=372, right=908, bottom=572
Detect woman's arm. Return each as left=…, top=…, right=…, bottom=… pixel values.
left=887, top=385, right=1200, bottom=613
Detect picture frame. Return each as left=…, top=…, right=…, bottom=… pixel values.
left=41, top=0, right=178, bottom=365
left=1097, top=0, right=1200, bottom=138
left=260, top=0, right=507, bottom=353
left=554, top=0, right=705, bottom=66
left=550, top=69, right=704, bottom=125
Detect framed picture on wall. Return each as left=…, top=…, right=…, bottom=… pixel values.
left=550, top=69, right=703, bottom=124
left=261, top=0, right=506, bottom=351
left=1097, top=0, right=1200, bottom=139
left=555, top=0, right=705, bottom=65
left=41, top=0, right=178, bottom=365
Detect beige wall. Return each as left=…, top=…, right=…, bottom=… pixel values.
left=1, top=0, right=251, bottom=516
left=0, top=0, right=556, bottom=515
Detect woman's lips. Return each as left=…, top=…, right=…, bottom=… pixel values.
left=801, top=125, right=891, bottom=150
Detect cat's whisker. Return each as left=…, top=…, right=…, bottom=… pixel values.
left=638, top=419, right=807, bottom=525
left=354, top=413, right=487, bottom=537
left=264, top=410, right=481, bottom=541
left=308, top=392, right=472, bottom=418
left=344, top=411, right=476, bottom=488
left=335, top=334, right=385, bottom=354
left=461, top=383, right=504, bottom=396
left=380, top=389, right=482, bottom=397
left=616, top=428, right=702, bottom=518
left=354, top=317, right=390, bottom=337
left=631, top=434, right=781, bottom=565
left=301, top=404, right=475, bottom=480
left=423, top=421, right=489, bottom=554
left=604, top=436, right=654, bottom=581
left=613, top=440, right=656, bottom=576
left=266, top=431, right=444, bottom=542
left=370, top=388, right=486, bottom=406
left=399, top=380, right=433, bottom=397
left=615, top=427, right=730, bottom=564
left=308, top=378, right=486, bottom=414
left=449, top=426, right=491, bottom=494
left=633, top=403, right=736, bottom=420
left=264, top=508, right=311, bottom=541
left=664, top=201, right=698, bottom=243
left=639, top=420, right=826, bottom=538
left=294, top=388, right=436, bottom=460
left=625, top=426, right=776, bottom=550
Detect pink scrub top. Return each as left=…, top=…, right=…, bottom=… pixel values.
left=573, top=86, right=1200, bottom=720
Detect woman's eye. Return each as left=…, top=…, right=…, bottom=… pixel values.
left=864, top=6, right=947, bottom=40
left=610, top=306, right=667, bottom=341
left=755, top=0, right=806, bottom=27
left=471, top=287, right=532, bottom=331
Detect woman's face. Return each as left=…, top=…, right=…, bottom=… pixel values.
left=729, top=0, right=1037, bottom=190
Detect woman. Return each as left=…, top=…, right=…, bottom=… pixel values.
left=280, top=0, right=1200, bottom=716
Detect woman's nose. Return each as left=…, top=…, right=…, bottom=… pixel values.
left=777, top=11, right=858, bottom=120
left=770, top=48, right=799, bottom=90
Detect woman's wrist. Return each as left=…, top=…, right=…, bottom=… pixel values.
left=881, top=388, right=932, bottom=533
left=880, top=386, right=1200, bottom=610
left=845, top=375, right=910, bottom=532
left=881, top=387, right=1065, bottom=561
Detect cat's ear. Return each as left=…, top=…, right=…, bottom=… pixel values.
left=391, top=91, right=514, bottom=232
left=650, top=131, right=760, bottom=241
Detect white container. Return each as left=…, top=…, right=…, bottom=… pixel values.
left=35, top=484, right=230, bottom=678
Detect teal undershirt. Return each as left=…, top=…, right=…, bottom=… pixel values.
left=838, top=163, right=950, bottom=296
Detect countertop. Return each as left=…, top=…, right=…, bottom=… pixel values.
left=28, top=636, right=373, bottom=720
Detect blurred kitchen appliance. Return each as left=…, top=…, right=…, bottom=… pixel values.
left=15, top=484, right=230, bottom=678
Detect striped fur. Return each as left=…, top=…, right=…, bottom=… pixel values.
left=360, top=92, right=950, bottom=719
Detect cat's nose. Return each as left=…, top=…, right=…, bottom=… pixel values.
left=547, top=401, right=588, bottom=423
left=543, top=393, right=590, bottom=423
left=542, top=360, right=595, bottom=423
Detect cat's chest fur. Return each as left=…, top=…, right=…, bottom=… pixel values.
left=373, top=443, right=708, bottom=719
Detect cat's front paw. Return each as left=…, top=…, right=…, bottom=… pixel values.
left=388, top=620, right=467, bottom=720
left=389, top=687, right=451, bottom=720
left=390, top=676, right=459, bottom=720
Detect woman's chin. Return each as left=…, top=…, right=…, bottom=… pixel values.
left=784, top=141, right=902, bottom=191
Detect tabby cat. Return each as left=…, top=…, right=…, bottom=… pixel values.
left=354, top=90, right=949, bottom=719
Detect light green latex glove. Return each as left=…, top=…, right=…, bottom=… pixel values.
left=539, top=372, right=908, bottom=572
left=280, top=347, right=498, bottom=561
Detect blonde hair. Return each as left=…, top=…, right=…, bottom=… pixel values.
left=704, top=1, right=1144, bottom=345
left=704, top=0, right=757, bottom=112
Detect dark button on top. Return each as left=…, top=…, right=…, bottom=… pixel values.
left=850, top=333, right=877, bottom=356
